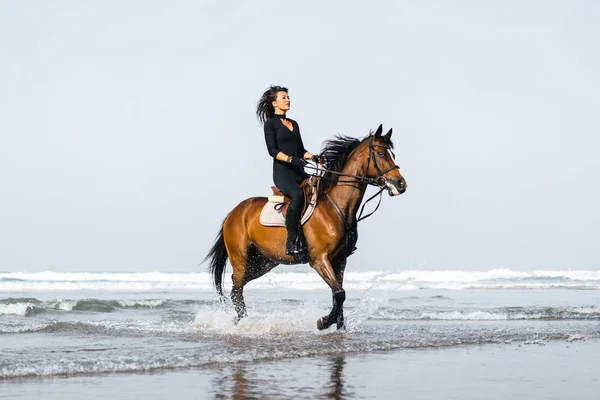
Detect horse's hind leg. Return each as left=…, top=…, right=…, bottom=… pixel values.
left=232, top=246, right=279, bottom=321
left=230, top=256, right=248, bottom=322
left=223, top=223, right=250, bottom=322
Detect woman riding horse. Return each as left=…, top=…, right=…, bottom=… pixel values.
left=205, top=119, right=407, bottom=330
left=257, top=86, right=323, bottom=257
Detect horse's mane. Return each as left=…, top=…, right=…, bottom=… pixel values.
left=316, top=130, right=393, bottom=200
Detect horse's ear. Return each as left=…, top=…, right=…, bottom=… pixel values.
left=374, top=124, right=383, bottom=137
left=384, top=128, right=393, bottom=140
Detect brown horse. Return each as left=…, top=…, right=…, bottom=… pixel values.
left=204, top=124, right=407, bottom=330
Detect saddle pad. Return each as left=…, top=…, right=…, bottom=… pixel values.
left=259, top=194, right=317, bottom=227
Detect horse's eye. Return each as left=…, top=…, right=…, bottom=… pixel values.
left=377, top=152, right=384, bottom=157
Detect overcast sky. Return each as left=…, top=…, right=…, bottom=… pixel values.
left=1, top=0, right=598, bottom=273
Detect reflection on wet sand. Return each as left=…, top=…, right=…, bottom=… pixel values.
left=324, top=356, right=347, bottom=399
left=212, top=355, right=353, bottom=400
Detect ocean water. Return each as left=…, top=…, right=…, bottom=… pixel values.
left=1, top=269, right=600, bottom=398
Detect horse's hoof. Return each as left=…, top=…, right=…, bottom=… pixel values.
left=336, top=322, right=346, bottom=331
left=317, top=317, right=330, bottom=331
left=317, top=317, right=325, bottom=330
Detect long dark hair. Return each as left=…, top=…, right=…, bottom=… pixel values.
left=256, top=85, right=288, bottom=124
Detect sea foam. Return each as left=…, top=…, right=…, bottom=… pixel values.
left=1, top=269, right=599, bottom=292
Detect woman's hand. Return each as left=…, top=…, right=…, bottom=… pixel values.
left=289, top=156, right=307, bottom=169
left=311, top=154, right=325, bottom=164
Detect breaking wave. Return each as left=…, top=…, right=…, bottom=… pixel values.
left=0, top=298, right=172, bottom=316
left=2, top=269, right=600, bottom=292
left=371, top=306, right=600, bottom=321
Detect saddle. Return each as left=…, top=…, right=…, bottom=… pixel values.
left=259, top=178, right=318, bottom=227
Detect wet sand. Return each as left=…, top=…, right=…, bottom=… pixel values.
left=4, top=338, right=599, bottom=400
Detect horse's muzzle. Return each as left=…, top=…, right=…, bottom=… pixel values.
left=386, top=178, right=407, bottom=196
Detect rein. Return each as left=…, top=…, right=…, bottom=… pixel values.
left=307, top=137, right=399, bottom=227
left=303, top=164, right=379, bottom=186
left=357, top=187, right=385, bottom=222
left=304, top=137, right=399, bottom=188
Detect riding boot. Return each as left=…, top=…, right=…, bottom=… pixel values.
left=285, top=200, right=306, bottom=257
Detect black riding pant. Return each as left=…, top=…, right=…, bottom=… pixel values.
left=273, top=166, right=308, bottom=234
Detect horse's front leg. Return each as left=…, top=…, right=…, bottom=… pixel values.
left=333, top=259, right=347, bottom=330
left=318, top=289, right=346, bottom=331
left=311, top=255, right=345, bottom=331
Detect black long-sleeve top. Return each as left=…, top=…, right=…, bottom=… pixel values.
left=263, top=114, right=307, bottom=170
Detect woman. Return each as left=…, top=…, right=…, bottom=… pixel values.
left=257, top=85, right=321, bottom=257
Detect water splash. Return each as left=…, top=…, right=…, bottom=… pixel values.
left=192, top=299, right=326, bottom=335
left=347, top=268, right=423, bottom=332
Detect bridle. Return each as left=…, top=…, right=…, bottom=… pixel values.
left=306, top=136, right=400, bottom=189
left=305, top=136, right=401, bottom=251
left=352, top=136, right=400, bottom=222
left=364, top=136, right=400, bottom=188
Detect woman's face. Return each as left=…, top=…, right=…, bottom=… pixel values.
left=272, top=91, right=290, bottom=113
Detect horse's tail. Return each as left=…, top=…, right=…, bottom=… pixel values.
left=203, top=223, right=228, bottom=297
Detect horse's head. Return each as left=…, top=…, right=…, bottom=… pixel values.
left=361, top=124, right=407, bottom=196
left=317, top=126, right=407, bottom=200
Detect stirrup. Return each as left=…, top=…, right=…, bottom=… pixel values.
left=285, top=244, right=304, bottom=256
left=286, top=239, right=307, bottom=257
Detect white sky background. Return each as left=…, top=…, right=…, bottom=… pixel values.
left=1, top=0, right=598, bottom=272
